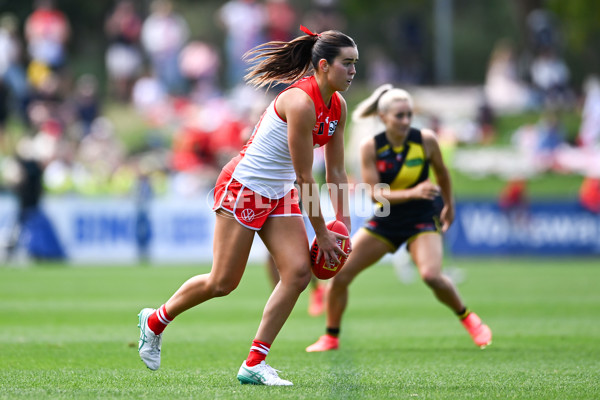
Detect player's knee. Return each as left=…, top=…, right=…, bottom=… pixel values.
left=295, top=267, right=313, bottom=292
left=420, top=268, right=443, bottom=288
left=280, top=263, right=312, bottom=292
left=330, top=272, right=352, bottom=291
left=208, top=278, right=239, bottom=297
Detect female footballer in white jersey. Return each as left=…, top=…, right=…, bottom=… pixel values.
left=137, top=26, right=358, bottom=386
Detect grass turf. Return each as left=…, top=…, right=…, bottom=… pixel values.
left=1, top=259, right=599, bottom=399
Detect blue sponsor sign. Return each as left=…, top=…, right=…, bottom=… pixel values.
left=168, top=214, right=211, bottom=244
left=447, top=201, right=600, bottom=256
left=75, top=215, right=134, bottom=244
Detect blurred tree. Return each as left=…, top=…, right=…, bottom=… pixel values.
left=546, top=0, right=600, bottom=85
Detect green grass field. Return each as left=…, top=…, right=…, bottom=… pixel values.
left=1, top=259, right=599, bottom=399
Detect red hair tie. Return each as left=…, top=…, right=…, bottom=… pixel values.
left=300, top=25, right=320, bottom=37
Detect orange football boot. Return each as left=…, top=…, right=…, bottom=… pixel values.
left=461, top=312, right=492, bottom=348
left=306, top=334, right=339, bottom=352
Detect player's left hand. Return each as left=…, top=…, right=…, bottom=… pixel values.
left=440, top=205, right=455, bottom=232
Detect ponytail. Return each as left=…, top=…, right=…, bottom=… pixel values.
left=243, top=36, right=317, bottom=88
left=244, top=27, right=356, bottom=88
left=353, top=84, right=413, bottom=120
left=352, top=84, right=392, bottom=120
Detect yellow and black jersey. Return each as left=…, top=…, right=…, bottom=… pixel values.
left=374, top=127, right=429, bottom=189
left=373, top=128, right=438, bottom=216
left=364, top=128, right=442, bottom=251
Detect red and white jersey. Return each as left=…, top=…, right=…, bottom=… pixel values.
left=231, top=76, right=342, bottom=198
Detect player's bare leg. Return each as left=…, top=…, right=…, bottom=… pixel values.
left=235, top=216, right=311, bottom=386
left=165, top=210, right=255, bottom=317
left=255, top=215, right=312, bottom=344
left=266, top=231, right=325, bottom=317
left=410, top=232, right=492, bottom=348
left=409, top=233, right=464, bottom=312
left=138, top=211, right=256, bottom=370
left=265, top=255, right=280, bottom=288
left=307, top=229, right=389, bottom=352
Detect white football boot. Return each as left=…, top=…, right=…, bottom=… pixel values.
left=138, top=308, right=162, bottom=370
left=237, top=361, right=293, bottom=386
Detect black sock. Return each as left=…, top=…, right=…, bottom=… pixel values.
left=456, top=307, right=470, bottom=320
left=326, top=327, right=340, bottom=337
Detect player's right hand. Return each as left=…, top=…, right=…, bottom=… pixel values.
left=412, top=181, right=440, bottom=200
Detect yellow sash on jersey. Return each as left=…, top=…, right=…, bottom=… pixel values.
left=389, top=142, right=426, bottom=190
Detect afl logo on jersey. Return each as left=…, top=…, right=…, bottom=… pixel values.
left=240, top=208, right=255, bottom=222
left=328, top=120, right=338, bottom=136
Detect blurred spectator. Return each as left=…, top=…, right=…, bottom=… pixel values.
left=217, top=0, right=266, bottom=88
left=465, top=108, right=567, bottom=210
left=365, top=47, right=399, bottom=88
left=580, top=177, right=600, bottom=213
left=0, top=13, right=31, bottom=138
left=398, top=53, right=424, bottom=86
left=171, top=104, right=216, bottom=173
left=131, top=69, right=169, bottom=126
left=31, top=117, right=63, bottom=165
left=24, top=0, right=70, bottom=71
left=133, top=162, right=154, bottom=262
left=530, top=47, right=573, bottom=108
left=141, top=0, right=189, bottom=95
left=475, top=96, right=496, bottom=145
left=499, top=179, right=527, bottom=210
left=43, top=139, right=76, bottom=194
left=265, top=0, right=296, bottom=42
left=2, top=137, right=65, bottom=262
left=78, top=117, right=125, bottom=171
left=526, top=8, right=558, bottom=53
left=25, top=68, right=72, bottom=145
left=574, top=75, right=600, bottom=213
left=104, top=0, right=143, bottom=102
left=178, top=40, right=221, bottom=104
left=72, top=74, right=101, bottom=138
left=303, top=0, right=347, bottom=32
left=503, top=109, right=567, bottom=207
left=214, top=86, right=270, bottom=167
left=397, top=13, right=426, bottom=85
left=484, top=39, right=532, bottom=114
left=512, top=108, right=566, bottom=162
left=578, top=75, right=600, bottom=148
left=27, top=97, right=61, bottom=137
left=74, top=117, right=126, bottom=195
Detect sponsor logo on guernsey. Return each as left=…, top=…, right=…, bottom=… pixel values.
left=405, top=158, right=424, bottom=167
left=328, top=120, right=338, bottom=136
left=240, top=208, right=255, bottom=222
left=377, top=160, right=394, bottom=172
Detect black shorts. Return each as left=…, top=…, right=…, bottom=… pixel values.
left=363, top=209, right=441, bottom=252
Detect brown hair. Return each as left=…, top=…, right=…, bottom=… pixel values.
left=243, top=29, right=356, bottom=88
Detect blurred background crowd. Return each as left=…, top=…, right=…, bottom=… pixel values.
left=0, top=0, right=599, bottom=260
